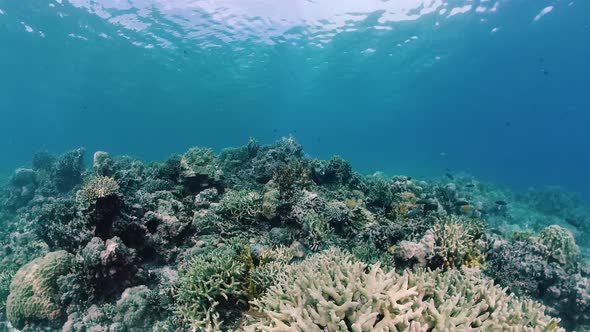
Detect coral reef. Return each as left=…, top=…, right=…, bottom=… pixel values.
left=1, top=138, right=588, bottom=331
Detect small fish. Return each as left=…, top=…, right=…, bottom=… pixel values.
left=454, top=200, right=470, bottom=206
left=417, top=198, right=434, bottom=205
left=406, top=207, right=422, bottom=218
left=423, top=202, right=438, bottom=214
left=462, top=205, right=473, bottom=212
left=565, top=218, right=581, bottom=227
left=495, top=200, right=507, bottom=206
left=445, top=173, right=454, bottom=180
left=465, top=184, right=475, bottom=188
left=505, top=121, right=512, bottom=127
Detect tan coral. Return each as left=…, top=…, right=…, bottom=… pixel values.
left=243, top=249, right=562, bottom=332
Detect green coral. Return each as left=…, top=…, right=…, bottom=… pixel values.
left=175, top=251, right=247, bottom=329
left=6, top=250, right=76, bottom=329
left=217, top=190, right=263, bottom=224
left=244, top=248, right=562, bottom=331
left=76, top=176, right=120, bottom=208
left=537, top=225, right=579, bottom=270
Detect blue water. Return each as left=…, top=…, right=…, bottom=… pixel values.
left=1, top=0, right=589, bottom=199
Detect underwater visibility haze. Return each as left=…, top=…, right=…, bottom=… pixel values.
left=1, top=0, right=590, bottom=331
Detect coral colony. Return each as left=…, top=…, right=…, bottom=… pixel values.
left=1, top=137, right=589, bottom=331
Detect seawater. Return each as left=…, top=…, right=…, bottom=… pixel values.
left=0, top=0, right=589, bottom=199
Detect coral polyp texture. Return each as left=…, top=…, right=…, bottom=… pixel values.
left=0, top=138, right=589, bottom=331
left=6, top=250, right=75, bottom=329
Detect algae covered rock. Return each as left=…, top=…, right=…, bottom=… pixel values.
left=80, top=237, right=139, bottom=298
left=6, top=250, right=75, bottom=329
left=487, top=225, right=588, bottom=330
left=180, top=147, right=223, bottom=192
left=52, top=148, right=85, bottom=193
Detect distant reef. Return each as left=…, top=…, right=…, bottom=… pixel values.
left=1, top=137, right=589, bottom=331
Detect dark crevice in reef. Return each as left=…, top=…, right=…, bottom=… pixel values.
left=0, top=137, right=589, bottom=331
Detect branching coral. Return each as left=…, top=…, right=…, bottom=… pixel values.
left=76, top=176, right=120, bottom=208
left=396, top=215, right=487, bottom=269
left=175, top=251, right=247, bottom=329
left=244, top=248, right=562, bottom=331
left=218, top=190, right=263, bottom=224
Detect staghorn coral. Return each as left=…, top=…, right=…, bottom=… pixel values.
left=244, top=248, right=562, bottom=331
left=175, top=250, right=247, bottom=329
left=6, top=250, right=76, bottom=329
left=248, top=245, right=300, bottom=296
